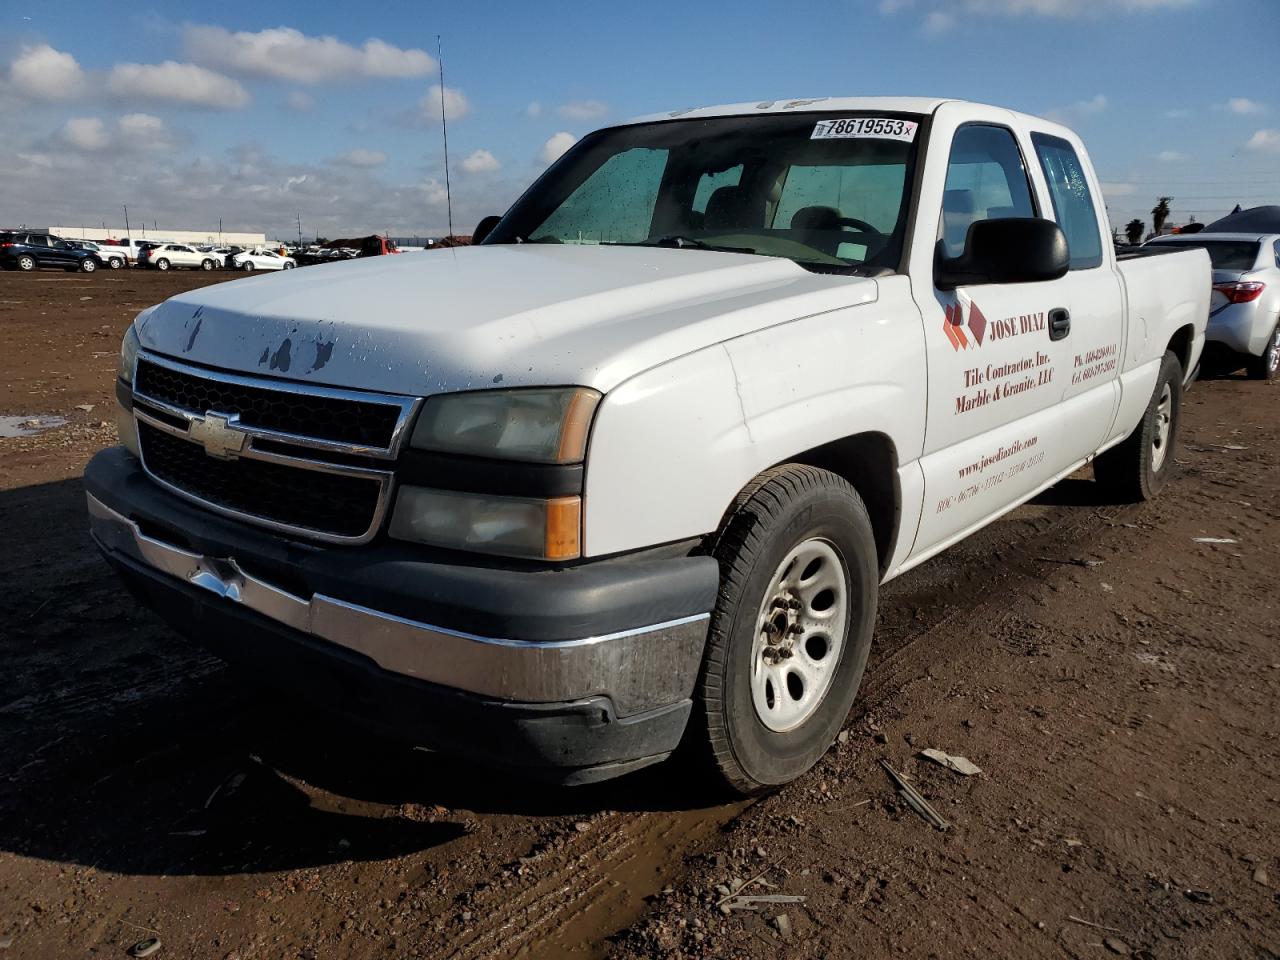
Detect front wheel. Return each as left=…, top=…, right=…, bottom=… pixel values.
left=1246, top=323, right=1280, bottom=381
left=155, top=258, right=170, bottom=271
left=241, top=261, right=255, bottom=272
left=200, top=259, right=215, bottom=271
left=79, top=258, right=97, bottom=273
left=282, top=262, right=295, bottom=269
left=1095, top=350, right=1183, bottom=501
left=692, top=465, right=878, bottom=795
left=107, top=256, right=123, bottom=270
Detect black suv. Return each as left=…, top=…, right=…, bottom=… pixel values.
left=0, top=232, right=103, bottom=272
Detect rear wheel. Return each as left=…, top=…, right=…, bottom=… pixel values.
left=283, top=262, right=295, bottom=269
left=200, top=258, right=215, bottom=271
left=155, top=258, right=170, bottom=271
left=16, top=254, right=36, bottom=272
left=1246, top=323, right=1280, bottom=381
left=692, top=465, right=878, bottom=795
left=107, top=256, right=123, bottom=270
left=1095, top=350, right=1183, bottom=501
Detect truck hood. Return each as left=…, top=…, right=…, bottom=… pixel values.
left=136, top=245, right=877, bottom=396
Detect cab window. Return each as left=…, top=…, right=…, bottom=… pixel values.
left=533, top=147, right=669, bottom=245
left=1031, top=133, right=1103, bottom=270
left=938, top=125, right=1036, bottom=259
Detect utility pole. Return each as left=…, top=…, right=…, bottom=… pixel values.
left=123, top=204, right=131, bottom=241
left=297, top=213, right=303, bottom=247
left=437, top=35, right=454, bottom=239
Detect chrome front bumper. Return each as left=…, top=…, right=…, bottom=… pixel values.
left=87, top=493, right=709, bottom=717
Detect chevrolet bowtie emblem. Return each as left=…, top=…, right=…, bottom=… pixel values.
left=189, top=412, right=247, bottom=460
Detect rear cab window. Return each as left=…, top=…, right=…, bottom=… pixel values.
left=1150, top=240, right=1260, bottom=271
left=1031, top=133, right=1103, bottom=270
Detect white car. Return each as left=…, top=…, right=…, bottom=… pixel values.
left=229, top=249, right=296, bottom=272
left=90, top=96, right=1209, bottom=792
left=139, top=243, right=221, bottom=271
left=1144, top=232, right=1280, bottom=379
left=69, top=241, right=127, bottom=269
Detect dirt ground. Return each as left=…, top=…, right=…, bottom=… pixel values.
left=0, top=270, right=1276, bottom=960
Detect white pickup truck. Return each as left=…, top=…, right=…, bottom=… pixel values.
left=86, top=98, right=1209, bottom=792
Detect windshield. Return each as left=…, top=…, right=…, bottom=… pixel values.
left=488, top=112, right=923, bottom=273
left=1151, top=239, right=1259, bottom=271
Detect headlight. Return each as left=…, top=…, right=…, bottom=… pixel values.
left=389, top=487, right=581, bottom=560
left=118, top=323, right=141, bottom=385
left=409, top=387, right=601, bottom=463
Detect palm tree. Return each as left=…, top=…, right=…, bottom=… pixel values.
left=1125, top=219, right=1145, bottom=245
left=1151, top=197, right=1172, bottom=235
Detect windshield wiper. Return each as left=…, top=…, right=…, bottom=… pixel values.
left=627, top=235, right=757, bottom=255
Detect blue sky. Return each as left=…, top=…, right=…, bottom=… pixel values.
left=1, top=0, right=1276, bottom=240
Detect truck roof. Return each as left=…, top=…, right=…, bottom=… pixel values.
left=619, top=96, right=1066, bottom=128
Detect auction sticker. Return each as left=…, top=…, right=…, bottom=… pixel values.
left=811, top=117, right=918, bottom=141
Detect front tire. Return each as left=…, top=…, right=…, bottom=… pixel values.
left=200, top=259, right=215, bottom=271
left=1246, top=323, right=1280, bottom=381
left=155, top=258, right=170, bottom=271
left=1095, top=350, right=1183, bottom=501
left=107, top=256, right=123, bottom=270
left=79, top=258, right=97, bottom=273
left=241, top=261, right=255, bottom=272
left=693, top=465, right=878, bottom=795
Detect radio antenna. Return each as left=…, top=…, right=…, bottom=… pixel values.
left=436, top=35, right=454, bottom=239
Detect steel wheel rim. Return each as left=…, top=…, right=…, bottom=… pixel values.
left=1151, top=383, right=1173, bottom=472
left=1269, top=327, right=1280, bottom=374
left=750, top=537, right=849, bottom=733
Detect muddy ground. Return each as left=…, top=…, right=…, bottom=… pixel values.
left=0, top=270, right=1276, bottom=959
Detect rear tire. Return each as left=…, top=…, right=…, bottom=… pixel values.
left=16, top=255, right=35, bottom=272
left=1245, top=323, right=1280, bottom=381
left=201, top=259, right=215, bottom=271
left=155, top=258, right=170, bottom=271
left=1094, top=350, right=1183, bottom=501
left=691, top=465, right=878, bottom=796
left=107, top=256, right=123, bottom=270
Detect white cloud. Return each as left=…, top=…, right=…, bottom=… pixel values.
left=1155, top=149, right=1185, bottom=162
left=962, top=0, right=1193, bottom=14
left=185, top=26, right=434, bottom=84
left=420, top=177, right=450, bottom=206
left=923, top=10, right=956, bottom=32
left=1222, top=97, right=1267, bottom=115
left=1163, top=108, right=1191, bottom=119
left=878, top=0, right=915, bottom=12
left=540, top=132, right=577, bottom=165
left=558, top=100, right=608, bottom=120
left=525, top=101, right=543, bottom=118
left=285, top=90, right=315, bottom=112
left=337, top=148, right=387, bottom=167
left=462, top=149, right=500, bottom=174
left=421, top=84, right=470, bottom=121
left=62, top=117, right=110, bottom=151
left=1046, top=93, right=1107, bottom=123
left=107, top=61, right=250, bottom=109
left=9, top=44, right=86, bottom=101
left=1100, top=182, right=1136, bottom=198
left=1245, top=129, right=1280, bottom=154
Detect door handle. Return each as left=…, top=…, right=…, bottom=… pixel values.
left=1048, top=307, right=1071, bottom=341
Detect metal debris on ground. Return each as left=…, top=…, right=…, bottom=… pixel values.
left=1191, top=537, right=1237, bottom=544
left=878, top=759, right=948, bottom=831
left=1183, top=888, right=1214, bottom=904
left=1066, top=915, right=1125, bottom=935
left=1035, top=557, right=1103, bottom=567
left=919, top=748, right=983, bottom=777
left=128, top=938, right=161, bottom=957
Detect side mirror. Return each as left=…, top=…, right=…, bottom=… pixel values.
left=472, top=215, right=502, bottom=245
left=935, top=218, right=1069, bottom=290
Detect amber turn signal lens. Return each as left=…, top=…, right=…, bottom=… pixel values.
left=544, top=496, right=582, bottom=561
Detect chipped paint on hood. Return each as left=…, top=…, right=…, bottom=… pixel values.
left=135, top=245, right=878, bottom=398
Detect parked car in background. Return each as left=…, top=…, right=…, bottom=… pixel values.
left=97, top=238, right=157, bottom=266
left=138, top=243, right=220, bottom=271
left=229, top=249, right=296, bottom=271
left=68, top=240, right=126, bottom=269
left=89, top=97, right=1210, bottom=791
left=0, top=231, right=102, bottom=272
left=1145, top=233, right=1280, bottom=379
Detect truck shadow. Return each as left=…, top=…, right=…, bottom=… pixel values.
left=0, top=476, right=726, bottom=879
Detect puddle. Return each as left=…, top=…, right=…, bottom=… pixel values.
left=0, top=415, right=67, bottom=438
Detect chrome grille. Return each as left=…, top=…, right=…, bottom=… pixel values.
left=131, top=352, right=420, bottom=544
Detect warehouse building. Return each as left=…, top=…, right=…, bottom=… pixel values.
left=42, top=225, right=267, bottom=247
